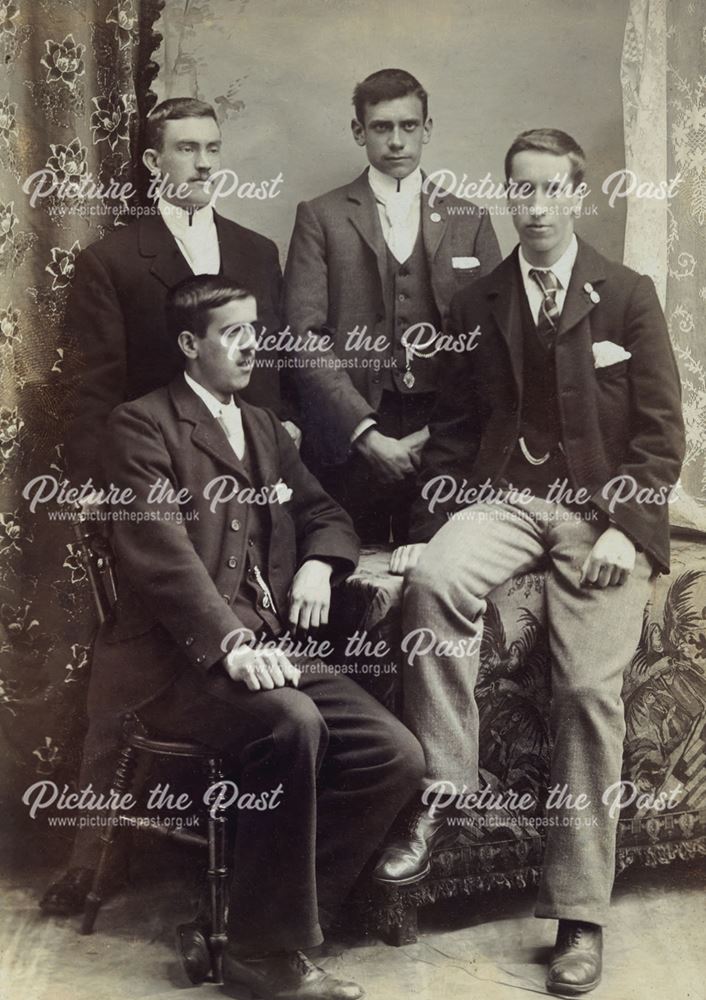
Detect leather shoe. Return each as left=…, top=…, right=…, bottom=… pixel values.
left=546, top=920, right=603, bottom=996
left=39, top=865, right=126, bottom=917
left=373, top=806, right=453, bottom=885
left=223, top=949, right=364, bottom=1000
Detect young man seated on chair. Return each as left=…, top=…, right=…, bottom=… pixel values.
left=43, top=274, right=424, bottom=1000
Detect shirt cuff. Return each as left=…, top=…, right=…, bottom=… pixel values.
left=350, top=417, right=377, bottom=446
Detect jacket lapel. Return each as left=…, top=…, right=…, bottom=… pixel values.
left=346, top=171, right=388, bottom=295
left=239, top=403, right=277, bottom=489
left=169, top=376, right=252, bottom=483
left=214, top=212, right=251, bottom=279
left=421, top=178, right=448, bottom=263
left=557, top=238, right=607, bottom=338
left=487, top=251, right=524, bottom=394
left=138, top=214, right=193, bottom=289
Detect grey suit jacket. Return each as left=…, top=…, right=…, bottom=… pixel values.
left=284, top=170, right=501, bottom=464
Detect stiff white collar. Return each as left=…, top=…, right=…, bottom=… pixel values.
left=184, top=372, right=238, bottom=418
left=367, top=165, right=422, bottom=203
left=158, top=197, right=215, bottom=236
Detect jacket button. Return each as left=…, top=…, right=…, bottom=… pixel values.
left=228, top=556, right=238, bottom=568
left=230, top=519, right=241, bottom=531
left=372, top=376, right=381, bottom=384
left=196, top=655, right=205, bottom=665
left=222, top=593, right=230, bottom=602
left=248, top=539, right=255, bottom=547
left=185, top=636, right=194, bottom=647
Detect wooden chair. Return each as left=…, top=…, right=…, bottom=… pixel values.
left=72, top=511, right=230, bottom=985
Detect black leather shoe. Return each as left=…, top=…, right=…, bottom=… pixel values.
left=372, top=806, right=453, bottom=885
left=39, top=865, right=126, bottom=917
left=546, top=920, right=603, bottom=996
left=223, top=949, right=364, bottom=1000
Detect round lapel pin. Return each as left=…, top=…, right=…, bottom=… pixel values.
left=584, top=281, right=600, bottom=304
left=430, top=212, right=442, bottom=223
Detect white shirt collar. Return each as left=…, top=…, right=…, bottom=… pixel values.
left=158, top=197, right=215, bottom=235
left=184, top=372, right=237, bottom=418
left=368, top=165, right=423, bottom=203
left=518, top=233, right=578, bottom=290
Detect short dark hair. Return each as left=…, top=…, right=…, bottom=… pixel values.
left=504, top=128, right=586, bottom=187
left=145, top=97, right=218, bottom=152
left=166, top=275, right=255, bottom=341
left=353, top=68, right=428, bottom=123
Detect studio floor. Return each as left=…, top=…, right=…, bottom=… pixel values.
left=1, top=828, right=703, bottom=1000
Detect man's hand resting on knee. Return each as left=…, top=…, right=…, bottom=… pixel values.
left=389, top=543, right=427, bottom=576
left=580, top=526, right=636, bottom=588
left=223, top=647, right=301, bottom=690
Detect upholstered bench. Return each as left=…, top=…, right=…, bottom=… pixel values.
left=332, top=539, right=706, bottom=944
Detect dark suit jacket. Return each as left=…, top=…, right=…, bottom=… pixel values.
left=87, top=376, right=359, bottom=721
left=410, top=239, right=685, bottom=572
left=284, top=171, right=502, bottom=464
left=65, top=211, right=288, bottom=484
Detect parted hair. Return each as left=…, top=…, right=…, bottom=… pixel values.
left=504, top=128, right=586, bottom=187
left=353, top=68, right=428, bottom=123
left=166, top=275, right=254, bottom=340
left=145, top=97, right=218, bottom=151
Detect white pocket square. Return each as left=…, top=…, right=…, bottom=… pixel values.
left=592, top=341, right=632, bottom=369
left=452, top=256, right=480, bottom=270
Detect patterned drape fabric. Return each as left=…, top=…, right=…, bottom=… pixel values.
left=622, top=0, right=706, bottom=506
left=0, top=0, right=141, bottom=787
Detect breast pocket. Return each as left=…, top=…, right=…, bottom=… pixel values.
left=594, top=359, right=629, bottom=381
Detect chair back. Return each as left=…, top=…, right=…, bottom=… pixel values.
left=70, top=512, right=118, bottom=624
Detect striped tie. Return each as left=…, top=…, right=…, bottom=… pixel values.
left=529, top=268, right=561, bottom=351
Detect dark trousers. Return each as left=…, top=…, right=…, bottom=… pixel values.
left=317, top=391, right=435, bottom=545
left=138, top=659, right=424, bottom=954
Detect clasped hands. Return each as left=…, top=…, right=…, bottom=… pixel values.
left=222, top=558, right=332, bottom=691
left=355, top=426, right=429, bottom=483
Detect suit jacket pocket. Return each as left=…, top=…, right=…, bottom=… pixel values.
left=594, top=359, right=629, bottom=381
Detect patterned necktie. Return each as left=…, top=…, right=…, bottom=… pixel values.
left=217, top=403, right=245, bottom=460
left=529, top=268, right=561, bottom=350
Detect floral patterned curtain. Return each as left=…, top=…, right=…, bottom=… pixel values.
left=0, top=0, right=146, bottom=792
left=622, top=0, right=706, bottom=509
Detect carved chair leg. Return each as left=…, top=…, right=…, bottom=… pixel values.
left=381, top=905, right=419, bottom=947
left=81, top=743, right=138, bottom=934
left=205, top=756, right=229, bottom=984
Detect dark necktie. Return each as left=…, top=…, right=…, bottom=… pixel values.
left=529, top=268, right=561, bottom=350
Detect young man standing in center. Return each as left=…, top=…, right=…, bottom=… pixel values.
left=284, top=69, right=501, bottom=543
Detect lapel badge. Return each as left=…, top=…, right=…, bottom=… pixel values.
left=430, top=211, right=442, bottom=223
left=584, top=281, right=600, bottom=304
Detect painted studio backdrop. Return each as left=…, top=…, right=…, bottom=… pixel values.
left=0, top=0, right=705, bottom=837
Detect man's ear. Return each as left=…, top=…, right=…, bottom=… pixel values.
left=351, top=117, right=366, bottom=147
left=177, top=330, right=199, bottom=359
left=422, top=117, right=433, bottom=145
left=142, top=147, right=160, bottom=176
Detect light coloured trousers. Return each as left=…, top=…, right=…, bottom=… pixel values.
left=402, top=497, right=653, bottom=925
